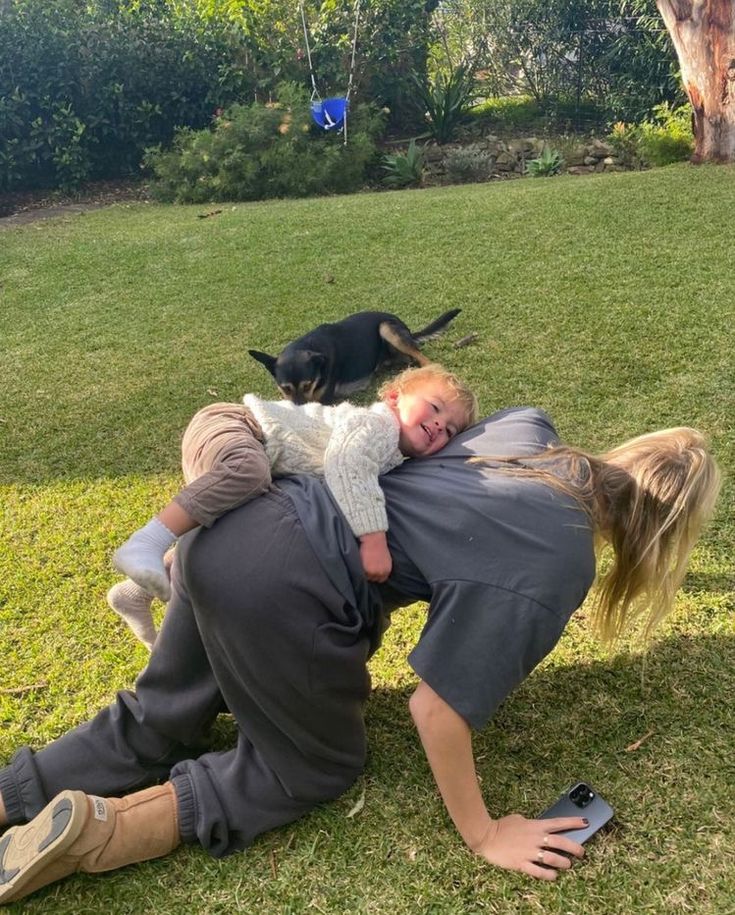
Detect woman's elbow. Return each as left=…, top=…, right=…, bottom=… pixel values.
left=409, top=681, right=443, bottom=729
left=409, top=682, right=469, bottom=736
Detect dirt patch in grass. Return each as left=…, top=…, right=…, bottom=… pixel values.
left=0, top=179, right=150, bottom=226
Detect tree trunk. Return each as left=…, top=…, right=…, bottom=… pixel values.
left=656, top=0, right=735, bottom=163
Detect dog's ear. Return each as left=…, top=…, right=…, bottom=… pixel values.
left=248, top=349, right=278, bottom=377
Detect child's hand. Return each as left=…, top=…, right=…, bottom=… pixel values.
left=359, top=531, right=393, bottom=582
left=473, top=814, right=585, bottom=880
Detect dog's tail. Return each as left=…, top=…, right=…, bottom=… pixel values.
left=412, top=308, right=461, bottom=342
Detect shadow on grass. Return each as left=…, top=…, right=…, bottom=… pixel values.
left=194, top=631, right=735, bottom=798
left=369, top=630, right=733, bottom=760
left=678, top=571, right=735, bottom=597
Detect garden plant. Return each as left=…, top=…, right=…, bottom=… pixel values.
left=0, top=0, right=701, bottom=195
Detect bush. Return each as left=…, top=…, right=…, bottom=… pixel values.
left=606, top=103, right=694, bottom=170
left=456, top=0, right=683, bottom=124
left=607, top=120, right=644, bottom=169
left=0, top=0, right=446, bottom=192
left=0, top=0, right=257, bottom=192
left=638, top=103, right=694, bottom=166
left=469, top=95, right=545, bottom=131
left=145, top=84, right=384, bottom=203
left=359, top=0, right=444, bottom=130
left=468, top=94, right=608, bottom=137
left=443, top=146, right=494, bottom=184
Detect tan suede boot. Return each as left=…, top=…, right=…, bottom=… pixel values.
left=0, top=783, right=179, bottom=904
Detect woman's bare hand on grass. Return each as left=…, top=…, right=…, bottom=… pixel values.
left=473, top=814, right=585, bottom=880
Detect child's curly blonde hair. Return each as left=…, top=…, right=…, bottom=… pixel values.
left=379, top=364, right=479, bottom=430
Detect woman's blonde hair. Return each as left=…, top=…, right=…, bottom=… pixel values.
left=478, top=427, right=721, bottom=642
left=592, top=427, right=720, bottom=640
left=378, top=363, right=479, bottom=429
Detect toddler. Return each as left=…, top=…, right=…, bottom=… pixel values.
left=109, top=364, right=478, bottom=647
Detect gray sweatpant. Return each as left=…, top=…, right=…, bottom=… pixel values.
left=0, top=490, right=371, bottom=856
left=175, top=401, right=271, bottom=527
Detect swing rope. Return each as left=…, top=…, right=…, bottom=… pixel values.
left=298, top=0, right=361, bottom=143
left=345, top=0, right=361, bottom=104
left=299, top=1, right=320, bottom=102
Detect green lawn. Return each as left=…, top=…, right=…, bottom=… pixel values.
left=1, top=164, right=734, bottom=914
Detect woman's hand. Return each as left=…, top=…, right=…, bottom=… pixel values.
left=409, top=680, right=585, bottom=882
left=473, top=814, right=586, bottom=880
left=359, top=531, right=393, bottom=582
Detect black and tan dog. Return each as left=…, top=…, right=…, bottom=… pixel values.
left=249, top=308, right=461, bottom=404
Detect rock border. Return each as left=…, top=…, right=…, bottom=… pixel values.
left=422, top=136, right=631, bottom=184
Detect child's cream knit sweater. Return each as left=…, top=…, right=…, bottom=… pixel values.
left=243, top=395, right=404, bottom=537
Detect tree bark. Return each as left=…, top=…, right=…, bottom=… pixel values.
left=656, top=0, right=735, bottom=163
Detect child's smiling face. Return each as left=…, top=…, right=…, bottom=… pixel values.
left=389, top=381, right=467, bottom=458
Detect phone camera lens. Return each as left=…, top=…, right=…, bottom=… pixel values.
left=577, top=787, right=593, bottom=808
left=569, top=784, right=592, bottom=808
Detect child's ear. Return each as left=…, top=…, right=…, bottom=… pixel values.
left=383, top=387, right=399, bottom=407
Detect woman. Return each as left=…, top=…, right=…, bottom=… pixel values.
left=0, top=407, right=720, bottom=902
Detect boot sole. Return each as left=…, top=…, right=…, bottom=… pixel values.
left=0, top=790, right=88, bottom=903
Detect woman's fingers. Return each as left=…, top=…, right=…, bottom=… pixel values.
left=536, top=847, right=574, bottom=870
left=525, top=862, right=559, bottom=881
left=545, top=815, right=589, bottom=834
left=541, top=816, right=587, bottom=859
left=543, top=832, right=585, bottom=859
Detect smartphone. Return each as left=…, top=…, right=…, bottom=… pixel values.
left=537, top=781, right=614, bottom=844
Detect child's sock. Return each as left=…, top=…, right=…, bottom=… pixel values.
left=106, top=581, right=157, bottom=650
left=112, top=518, right=177, bottom=602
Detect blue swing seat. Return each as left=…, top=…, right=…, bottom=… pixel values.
left=311, top=97, right=349, bottom=131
